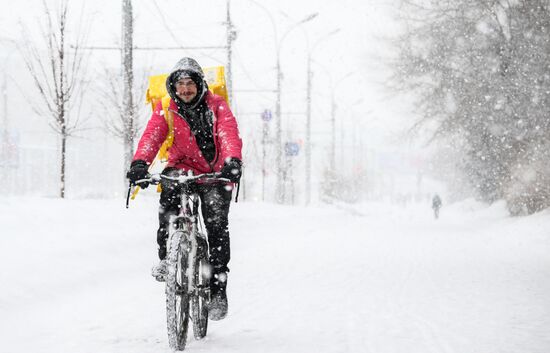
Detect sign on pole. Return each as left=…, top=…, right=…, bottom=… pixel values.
left=285, top=142, right=300, bottom=157
left=261, top=109, right=272, bottom=122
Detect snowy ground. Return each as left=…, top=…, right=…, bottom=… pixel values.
left=1, top=195, right=549, bottom=353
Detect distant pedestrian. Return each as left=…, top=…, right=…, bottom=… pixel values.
left=432, top=194, right=442, bottom=219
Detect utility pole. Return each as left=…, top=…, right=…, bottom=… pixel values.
left=304, top=29, right=339, bottom=205
left=225, top=0, right=243, bottom=200
left=305, top=56, right=312, bottom=204
left=0, top=68, right=14, bottom=193
left=330, top=95, right=336, bottom=168
left=275, top=55, right=283, bottom=203
left=225, top=0, right=236, bottom=106
left=1, top=69, right=8, bottom=173
left=275, top=13, right=318, bottom=204
left=262, top=119, right=268, bottom=201
left=122, top=0, right=135, bottom=169
left=2, top=71, right=6, bottom=142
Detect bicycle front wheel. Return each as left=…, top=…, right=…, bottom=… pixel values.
left=192, top=244, right=210, bottom=339
left=166, top=231, right=190, bottom=351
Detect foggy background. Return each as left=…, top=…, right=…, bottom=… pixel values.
left=2, top=0, right=442, bottom=203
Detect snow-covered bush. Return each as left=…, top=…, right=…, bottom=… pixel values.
left=320, top=168, right=367, bottom=204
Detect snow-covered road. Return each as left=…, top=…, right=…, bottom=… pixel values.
left=1, top=196, right=549, bottom=353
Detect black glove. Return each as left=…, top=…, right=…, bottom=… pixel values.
left=126, top=160, right=150, bottom=188
left=220, top=158, right=242, bottom=182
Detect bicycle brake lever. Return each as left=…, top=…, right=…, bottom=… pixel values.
left=125, top=181, right=132, bottom=209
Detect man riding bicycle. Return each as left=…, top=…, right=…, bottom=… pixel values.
left=126, top=57, right=243, bottom=321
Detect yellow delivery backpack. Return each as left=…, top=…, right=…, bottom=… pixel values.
left=131, top=66, right=229, bottom=199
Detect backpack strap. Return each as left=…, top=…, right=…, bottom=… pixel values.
left=157, top=96, right=174, bottom=162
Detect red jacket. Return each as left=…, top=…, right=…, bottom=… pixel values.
left=133, top=91, right=243, bottom=174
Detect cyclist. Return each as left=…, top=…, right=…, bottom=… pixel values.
left=126, top=57, right=243, bottom=321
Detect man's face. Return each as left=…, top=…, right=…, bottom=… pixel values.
left=175, top=78, right=198, bottom=103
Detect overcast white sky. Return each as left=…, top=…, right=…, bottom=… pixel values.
left=1, top=0, right=404, bottom=140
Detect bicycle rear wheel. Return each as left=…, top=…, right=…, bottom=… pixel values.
left=192, top=240, right=210, bottom=339
left=166, top=231, right=191, bottom=351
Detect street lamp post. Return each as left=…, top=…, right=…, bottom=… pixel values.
left=339, top=98, right=364, bottom=172
left=274, top=12, right=318, bottom=203
left=310, top=60, right=354, bottom=172
left=245, top=1, right=317, bottom=203
left=305, top=29, right=340, bottom=205
left=330, top=72, right=353, bottom=168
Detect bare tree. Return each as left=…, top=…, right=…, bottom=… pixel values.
left=95, top=65, right=148, bottom=169
left=19, top=0, right=89, bottom=198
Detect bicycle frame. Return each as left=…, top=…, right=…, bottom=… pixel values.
left=154, top=172, right=223, bottom=295
left=168, top=190, right=204, bottom=297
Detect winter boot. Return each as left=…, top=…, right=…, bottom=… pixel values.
left=151, top=259, right=168, bottom=282
left=209, top=272, right=228, bottom=320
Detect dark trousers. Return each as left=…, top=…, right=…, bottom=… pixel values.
left=157, top=170, right=233, bottom=275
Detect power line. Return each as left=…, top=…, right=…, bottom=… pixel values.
left=73, top=45, right=228, bottom=51
left=149, top=0, right=223, bottom=64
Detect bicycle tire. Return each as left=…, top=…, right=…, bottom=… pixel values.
left=192, top=242, right=210, bottom=339
left=166, top=230, right=191, bottom=351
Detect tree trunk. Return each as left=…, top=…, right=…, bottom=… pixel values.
left=60, top=129, right=66, bottom=199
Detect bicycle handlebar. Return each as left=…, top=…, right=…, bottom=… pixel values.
left=126, top=172, right=231, bottom=209
left=135, top=172, right=230, bottom=186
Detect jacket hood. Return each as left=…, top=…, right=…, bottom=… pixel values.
left=171, top=57, right=205, bottom=78
left=166, top=57, right=208, bottom=110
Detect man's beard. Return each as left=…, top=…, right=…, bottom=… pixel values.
left=178, top=93, right=196, bottom=103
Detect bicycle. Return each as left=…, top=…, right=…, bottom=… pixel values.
left=127, top=171, right=228, bottom=351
